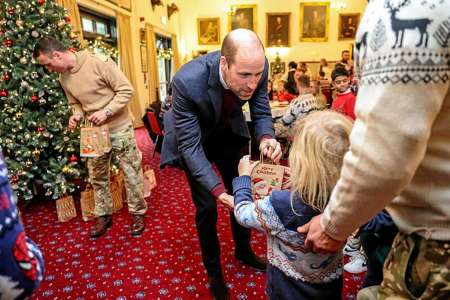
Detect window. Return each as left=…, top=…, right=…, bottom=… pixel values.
left=156, top=35, right=173, bottom=102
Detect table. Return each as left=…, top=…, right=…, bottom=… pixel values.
left=243, top=102, right=289, bottom=122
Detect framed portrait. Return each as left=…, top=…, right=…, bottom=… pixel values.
left=338, top=13, right=360, bottom=40
left=299, top=2, right=330, bottom=42
left=197, top=18, right=220, bottom=45
left=266, top=13, right=290, bottom=47
left=228, top=4, right=257, bottom=32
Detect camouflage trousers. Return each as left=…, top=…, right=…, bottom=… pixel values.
left=87, top=125, right=147, bottom=216
left=377, top=232, right=450, bottom=300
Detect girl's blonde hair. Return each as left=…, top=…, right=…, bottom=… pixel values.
left=289, top=110, right=353, bottom=212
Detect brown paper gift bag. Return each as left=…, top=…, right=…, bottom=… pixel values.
left=143, top=165, right=157, bottom=198
left=250, top=153, right=285, bottom=200
left=80, top=121, right=111, bottom=158
left=56, top=195, right=77, bottom=222
left=110, top=173, right=124, bottom=213
left=80, top=185, right=95, bottom=221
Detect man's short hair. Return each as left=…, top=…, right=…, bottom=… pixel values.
left=288, top=61, right=297, bottom=69
left=341, top=50, right=350, bottom=55
left=221, top=31, right=263, bottom=66
left=33, top=37, right=67, bottom=58
left=297, top=74, right=311, bottom=88
left=331, top=66, right=349, bottom=81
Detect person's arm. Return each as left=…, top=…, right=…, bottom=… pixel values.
left=63, top=87, right=84, bottom=118
left=172, top=77, right=223, bottom=195
left=249, top=59, right=275, bottom=141
left=0, top=155, right=44, bottom=298
left=100, top=59, right=134, bottom=116
left=232, top=175, right=282, bottom=234
left=321, top=49, right=450, bottom=241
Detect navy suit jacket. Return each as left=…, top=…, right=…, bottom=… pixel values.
left=160, top=51, right=274, bottom=193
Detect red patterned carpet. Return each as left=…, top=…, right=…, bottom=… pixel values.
left=24, top=128, right=363, bottom=299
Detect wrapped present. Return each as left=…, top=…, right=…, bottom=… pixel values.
left=56, top=195, right=77, bottom=222
left=80, top=185, right=95, bottom=221
left=250, top=153, right=285, bottom=200
left=143, top=165, right=157, bottom=198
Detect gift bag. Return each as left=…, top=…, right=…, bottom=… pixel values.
left=110, top=173, right=124, bottom=213
left=143, top=165, right=157, bottom=198
left=80, top=121, right=111, bottom=157
left=80, top=185, right=95, bottom=221
left=56, top=195, right=77, bottom=222
left=250, top=153, right=285, bottom=200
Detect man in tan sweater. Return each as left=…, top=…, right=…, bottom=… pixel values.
left=34, top=37, right=147, bottom=237
left=299, top=1, right=450, bottom=299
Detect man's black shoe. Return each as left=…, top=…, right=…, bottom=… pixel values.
left=235, top=251, right=267, bottom=272
left=208, top=273, right=230, bottom=300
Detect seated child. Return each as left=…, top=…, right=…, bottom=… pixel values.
left=331, top=67, right=356, bottom=120
left=233, top=110, right=353, bottom=300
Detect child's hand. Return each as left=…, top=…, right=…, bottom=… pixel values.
left=238, top=155, right=260, bottom=176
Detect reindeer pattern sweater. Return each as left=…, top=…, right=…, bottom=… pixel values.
left=321, top=0, right=450, bottom=241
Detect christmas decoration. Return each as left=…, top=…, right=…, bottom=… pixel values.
left=0, top=0, right=86, bottom=202
left=70, top=154, right=77, bottom=162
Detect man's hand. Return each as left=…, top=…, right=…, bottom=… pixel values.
left=88, top=110, right=108, bottom=125
left=217, top=193, right=234, bottom=210
left=68, top=114, right=82, bottom=130
left=297, top=214, right=344, bottom=254
left=238, top=155, right=260, bottom=176
left=259, top=138, right=282, bottom=163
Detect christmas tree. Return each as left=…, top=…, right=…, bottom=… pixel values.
left=0, top=0, right=86, bottom=201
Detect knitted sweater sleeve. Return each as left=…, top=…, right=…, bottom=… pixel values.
left=321, top=1, right=450, bottom=241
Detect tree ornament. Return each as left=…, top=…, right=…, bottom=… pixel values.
left=16, top=112, right=22, bottom=118
left=31, top=71, right=38, bottom=78
left=37, top=0, right=45, bottom=5
left=57, top=20, right=66, bottom=28
left=31, top=30, right=39, bottom=38
left=37, top=126, right=45, bottom=133
left=38, top=99, right=46, bottom=105
left=62, top=166, right=70, bottom=173
left=19, top=57, right=27, bottom=64
left=0, top=89, right=8, bottom=97
left=3, top=39, right=13, bottom=47
left=16, top=19, right=24, bottom=27
left=7, top=7, right=15, bottom=15
left=33, top=149, right=41, bottom=156
left=2, top=73, right=10, bottom=81
left=20, top=81, right=29, bottom=88
left=70, top=154, right=78, bottom=162
left=64, top=16, right=71, bottom=23
left=25, top=160, right=32, bottom=167
left=31, top=95, right=39, bottom=102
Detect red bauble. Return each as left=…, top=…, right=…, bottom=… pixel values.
left=4, top=39, right=13, bottom=47
left=0, top=89, right=8, bottom=97
left=0, top=30, right=5, bottom=36
left=37, top=127, right=45, bottom=133
left=64, top=16, right=71, bottom=22
left=2, top=73, right=9, bottom=81
left=31, top=95, right=39, bottom=102
left=37, top=0, right=45, bottom=5
left=70, top=154, right=78, bottom=162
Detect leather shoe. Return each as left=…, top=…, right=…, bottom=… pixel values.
left=235, top=251, right=267, bottom=272
left=208, top=273, right=230, bottom=300
left=90, top=215, right=112, bottom=238
left=130, top=214, right=145, bottom=236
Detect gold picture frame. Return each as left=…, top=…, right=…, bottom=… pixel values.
left=338, top=13, right=360, bottom=40
left=228, top=4, right=257, bottom=32
left=197, top=18, right=220, bottom=45
left=266, top=13, right=290, bottom=47
left=300, top=2, right=330, bottom=42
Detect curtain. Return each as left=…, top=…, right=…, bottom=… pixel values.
left=145, top=24, right=159, bottom=106
left=56, top=0, right=84, bottom=45
left=117, top=13, right=144, bottom=127
left=171, top=34, right=181, bottom=73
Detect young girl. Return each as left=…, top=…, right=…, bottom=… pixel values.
left=232, top=110, right=353, bottom=300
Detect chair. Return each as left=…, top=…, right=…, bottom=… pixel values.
left=146, top=111, right=164, bottom=158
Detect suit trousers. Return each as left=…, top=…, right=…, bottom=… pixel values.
left=183, top=127, right=252, bottom=276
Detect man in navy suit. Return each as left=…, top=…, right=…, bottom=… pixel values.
left=161, top=29, right=281, bottom=299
